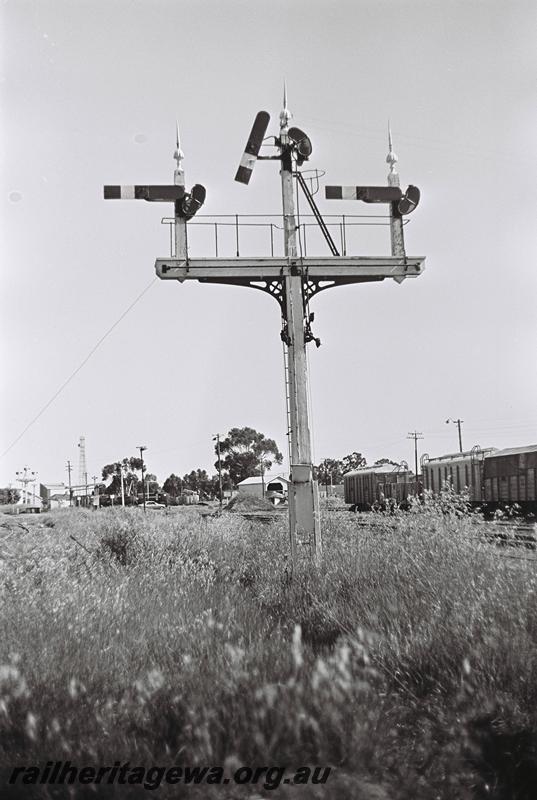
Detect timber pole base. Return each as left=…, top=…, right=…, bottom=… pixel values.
left=288, top=464, right=322, bottom=564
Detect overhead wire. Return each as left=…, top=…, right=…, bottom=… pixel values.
left=299, top=114, right=513, bottom=164
left=1, top=277, right=159, bottom=460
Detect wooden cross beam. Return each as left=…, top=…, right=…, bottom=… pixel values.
left=155, top=255, right=424, bottom=280
left=154, top=254, right=425, bottom=309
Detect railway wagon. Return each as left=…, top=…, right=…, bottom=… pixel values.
left=422, top=444, right=537, bottom=514
left=344, top=464, right=414, bottom=510
left=421, top=447, right=497, bottom=503
left=482, top=445, right=537, bottom=512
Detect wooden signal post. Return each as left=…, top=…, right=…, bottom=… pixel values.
left=278, top=99, right=320, bottom=561
left=104, top=99, right=425, bottom=564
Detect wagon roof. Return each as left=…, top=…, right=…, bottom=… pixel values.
left=487, top=444, right=537, bottom=458
left=425, top=447, right=497, bottom=463
left=344, top=464, right=411, bottom=477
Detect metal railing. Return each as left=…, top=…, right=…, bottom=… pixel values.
left=161, top=213, right=408, bottom=259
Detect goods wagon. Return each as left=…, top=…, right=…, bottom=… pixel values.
left=482, top=445, right=537, bottom=512
left=422, top=444, right=537, bottom=514
left=421, top=447, right=497, bottom=503
left=344, top=443, right=537, bottom=514
left=344, top=464, right=415, bottom=510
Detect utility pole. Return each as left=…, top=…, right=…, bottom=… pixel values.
left=213, top=434, right=223, bottom=510
left=120, top=464, right=125, bottom=507
left=66, top=460, right=73, bottom=506
left=92, top=475, right=99, bottom=509
left=78, top=436, right=88, bottom=506
left=446, top=418, right=464, bottom=453
left=138, top=446, right=147, bottom=512
left=260, top=458, right=266, bottom=498
left=407, top=431, right=424, bottom=494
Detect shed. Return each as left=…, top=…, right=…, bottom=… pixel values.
left=237, top=474, right=290, bottom=501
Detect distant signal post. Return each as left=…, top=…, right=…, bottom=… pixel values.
left=104, top=98, right=425, bottom=564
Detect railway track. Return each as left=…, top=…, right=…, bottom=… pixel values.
left=473, top=519, right=537, bottom=549
left=350, top=512, right=537, bottom=551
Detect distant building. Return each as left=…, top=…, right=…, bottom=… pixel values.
left=40, top=483, right=70, bottom=509
left=237, top=474, right=290, bottom=503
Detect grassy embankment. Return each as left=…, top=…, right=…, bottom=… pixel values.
left=1, top=497, right=536, bottom=798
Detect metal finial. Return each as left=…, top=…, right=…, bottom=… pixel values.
left=174, top=121, right=184, bottom=164
left=386, top=121, right=398, bottom=174
left=174, top=120, right=185, bottom=187
left=280, top=81, right=291, bottom=129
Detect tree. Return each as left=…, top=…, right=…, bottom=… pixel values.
left=315, top=458, right=344, bottom=486
left=163, top=473, right=184, bottom=498
left=183, top=469, right=220, bottom=499
left=341, top=452, right=367, bottom=473
left=101, top=456, right=143, bottom=482
left=0, top=487, right=20, bottom=504
left=101, top=456, right=146, bottom=499
left=216, top=427, right=283, bottom=486
left=374, top=458, right=400, bottom=467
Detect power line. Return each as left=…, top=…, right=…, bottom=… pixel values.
left=1, top=277, right=158, bottom=460
left=300, top=115, right=513, bottom=164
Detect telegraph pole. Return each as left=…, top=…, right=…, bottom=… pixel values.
left=120, top=464, right=126, bottom=507
left=407, top=431, right=424, bottom=494
left=66, top=460, right=73, bottom=507
left=138, top=446, right=147, bottom=512
left=92, top=475, right=99, bottom=509
left=446, top=418, right=464, bottom=453
left=213, top=434, right=223, bottom=510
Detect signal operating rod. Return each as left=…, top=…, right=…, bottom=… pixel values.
left=295, top=171, right=339, bottom=256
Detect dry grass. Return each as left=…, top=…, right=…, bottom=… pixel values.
left=0, top=499, right=536, bottom=798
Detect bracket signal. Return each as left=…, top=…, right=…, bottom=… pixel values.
left=104, top=101, right=425, bottom=567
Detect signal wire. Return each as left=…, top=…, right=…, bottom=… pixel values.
left=1, top=277, right=159, bottom=460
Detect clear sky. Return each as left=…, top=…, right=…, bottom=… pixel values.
left=2, top=0, right=536, bottom=487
